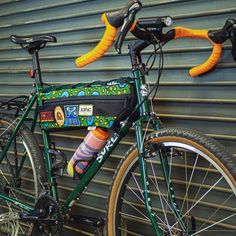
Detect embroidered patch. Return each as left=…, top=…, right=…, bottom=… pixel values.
left=54, top=106, right=65, bottom=127
left=79, top=104, right=93, bottom=116
left=64, top=105, right=79, bottom=126
left=40, top=111, right=54, bottom=122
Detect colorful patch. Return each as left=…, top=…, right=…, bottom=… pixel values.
left=40, top=116, right=115, bottom=130
left=38, top=79, right=134, bottom=130
left=40, top=111, right=54, bottom=122
left=54, top=106, right=65, bottom=127
left=39, top=81, right=131, bottom=101
left=64, top=105, right=79, bottom=126
left=86, top=116, right=94, bottom=126
left=79, top=104, right=93, bottom=116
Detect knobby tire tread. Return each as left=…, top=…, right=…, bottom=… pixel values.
left=107, top=127, right=236, bottom=235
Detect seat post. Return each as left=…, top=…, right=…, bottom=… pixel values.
left=32, top=50, right=43, bottom=88
left=10, top=34, right=57, bottom=89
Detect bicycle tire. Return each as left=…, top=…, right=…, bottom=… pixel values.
left=0, top=113, right=46, bottom=236
left=107, top=128, right=236, bottom=236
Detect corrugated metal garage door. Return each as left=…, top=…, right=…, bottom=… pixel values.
left=0, top=0, right=235, bottom=235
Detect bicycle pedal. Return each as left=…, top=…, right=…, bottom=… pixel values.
left=68, top=214, right=104, bottom=228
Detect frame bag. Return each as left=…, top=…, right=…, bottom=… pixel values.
left=38, top=78, right=137, bottom=131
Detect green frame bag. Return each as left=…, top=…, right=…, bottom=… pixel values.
left=38, top=78, right=137, bottom=131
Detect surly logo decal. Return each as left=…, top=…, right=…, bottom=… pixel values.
left=54, top=106, right=65, bottom=127
left=96, top=134, right=119, bottom=163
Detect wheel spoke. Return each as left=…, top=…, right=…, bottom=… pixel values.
left=126, top=184, right=145, bottom=204
left=108, top=130, right=236, bottom=236
left=126, top=183, right=167, bottom=227
left=150, top=159, right=172, bottom=231
left=149, top=177, right=174, bottom=215
left=171, top=175, right=224, bottom=230
left=0, top=118, right=19, bottom=138
left=180, top=154, right=199, bottom=214
left=131, top=173, right=144, bottom=199
left=191, top=212, right=236, bottom=236
left=190, top=162, right=212, bottom=210
left=0, top=117, right=43, bottom=236
left=122, top=197, right=150, bottom=221
left=198, top=192, right=234, bottom=230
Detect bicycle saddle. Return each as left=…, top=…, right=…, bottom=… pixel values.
left=10, top=34, right=57, bottom=45
left=10, top=34, right=57, bottom=54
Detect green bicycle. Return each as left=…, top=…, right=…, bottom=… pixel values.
left=0, top=0, right=236, bottom=235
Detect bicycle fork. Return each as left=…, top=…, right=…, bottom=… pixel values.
left=135, top=119, right=188, bottom=236
left=134, top=120, right=163, bottom=236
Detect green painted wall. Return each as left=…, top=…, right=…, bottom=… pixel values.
left=0, top=0, right=235, bottom=235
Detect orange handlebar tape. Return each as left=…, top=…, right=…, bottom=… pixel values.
left=75, top=13, right=117, bottom=68
left=174, top=27, right=222, bottom=77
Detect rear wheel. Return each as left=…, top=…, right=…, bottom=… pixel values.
left=0, top=113, right=46, bottom=235
left=108, top=128, right=236, bottom=236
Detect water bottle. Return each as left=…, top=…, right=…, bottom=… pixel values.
left=67, top=128, right=110, bottom=176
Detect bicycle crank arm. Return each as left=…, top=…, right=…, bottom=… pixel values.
left=20, top=212, right=58, bottom=225
left=67, top=214, right=104, bottom=228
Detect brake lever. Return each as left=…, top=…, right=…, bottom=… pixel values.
left=114, top=1, right=142, bottom=54
left=208, top=18, right=236, bottom=62
left=115, top=13, right=135, bottom=54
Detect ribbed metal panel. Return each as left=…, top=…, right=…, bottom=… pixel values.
left=0, top=0, right=236, bottom=235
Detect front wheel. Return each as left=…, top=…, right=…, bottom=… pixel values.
left=107, top=128, right=236, bottom=236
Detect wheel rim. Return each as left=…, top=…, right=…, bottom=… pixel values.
left=111, top=140, right=236, bottom=236
left=0, top=119, right=39, bottom=235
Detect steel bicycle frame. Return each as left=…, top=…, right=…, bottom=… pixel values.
left=0, top=44, right=187, bottom=236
